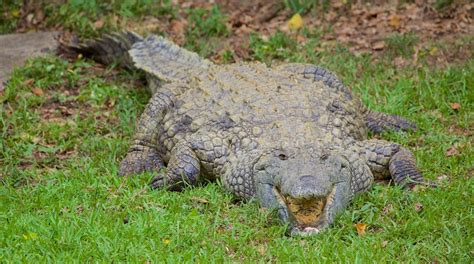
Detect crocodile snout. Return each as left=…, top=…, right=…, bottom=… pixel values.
left=285, top=175, right=333, bottom=199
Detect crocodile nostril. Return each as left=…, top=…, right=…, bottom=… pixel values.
left=278, top=153, right=288, bottom=160
left=299, top=175, right=315, bottom=182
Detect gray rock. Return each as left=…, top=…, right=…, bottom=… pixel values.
left=0, top=31, right=59, bottom=90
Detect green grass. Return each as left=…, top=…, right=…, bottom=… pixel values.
left=385, top=32, right=420, bottom=58
left=434, top=0, right=454, bottom=10
left=250, top=31, right=300, bottom=63
left=0, top=0, right=22, bottom=34
left=44, top=0, right=176, bottom=37
left=1, top=2, right=473, bottom=262
left=284, top=0, right=320, bottom=14
left=184, top=6, right=229, bottom=57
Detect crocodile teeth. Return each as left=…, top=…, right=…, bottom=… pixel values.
left=285, top=196, right=326, bottom=226
left=285, top=186, right=337, bottom=230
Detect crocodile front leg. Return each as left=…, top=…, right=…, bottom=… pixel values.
left=150, top=143, right=201, bottom=191
left=222, top=152, right=259, bottom=200
left=359, top=139, right=425, bottom=188
left=347, top=154, right=374, bottom=195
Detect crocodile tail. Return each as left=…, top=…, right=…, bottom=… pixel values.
left=129, top=35, right=213, bottom=82
left=68, top=31, right=143, bottom=70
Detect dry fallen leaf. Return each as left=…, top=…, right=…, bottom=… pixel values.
left=326, top=11, right=337, bottom=22
left=411, top=184, right=428, bottom=192
left=31, top=87, right=44, bottom=96
left=393, top=56, right=409, bottom=68
left=169, top=19, right=187, bottom=44
left=33, top=9, right=45, bottom=25
left=332, top=1, right=345, bottom=8
left=110, top=14, right=119, bottom=27
left=191, top=196, right=209, bottom=204
left=76, top=205, right=84, bottom=215
left=59, top=106, right=74, bottom=116
left=23, top=232, right=38, bottom=240
left=450, top=102, right=461, bottom=110
left=93, top=19, right=104, bottom=29
left=288, top=13, right=303, bottom=31
left=11, top=9, right=20, bottom=18
left=296, top=34, right=307, bottom=44
left=140, top=17, right=160, bottom=32
left=445, top=146, right=459, bottom=157
left=414, top=202, right=424, bottom=212
left=26, top=13, right=34, bottom=24
left=23, top=79, right=34, bottom=87
left=355, top=223, right=367, bottom=236
left=429, top=47, right=438, bottom=56
left=106, top=99, right=116, bottom=108
left=170, top=19, right=186, bottom=35
left=372, top=41, right=385, bottom=50
left=436, top=174, right=449, bottom=182
left=389, top=14, right=401, bottom=28
left=381, top=203, right=393, bottom=216
left=257, top=244, right=267, bottom=255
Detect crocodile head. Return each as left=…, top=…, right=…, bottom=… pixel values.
left=254, top=147, right=352, bottom=236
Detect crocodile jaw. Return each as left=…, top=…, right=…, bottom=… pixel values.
left=275, top=187, right=337, bottom=236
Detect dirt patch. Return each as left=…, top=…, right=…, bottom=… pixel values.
left=179, top=1, right=473, bottom=64
left=319, top=2, right=473, bottom=52
left=36, top=64, right=125, bottom=126
left=10, top=1, right=473, bottom=65
left=215, top=0, right=291, bottom=60
left=448, top=124, right=474, bottom=138
left=40, top=99, right=84, bottom=123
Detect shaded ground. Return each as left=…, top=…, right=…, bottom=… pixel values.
left=3, top=1, right=473, bottom=64
left=202, top=0, right=473, bottom=63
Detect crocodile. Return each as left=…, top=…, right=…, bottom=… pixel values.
left=72, top=32, right=427, bottom=236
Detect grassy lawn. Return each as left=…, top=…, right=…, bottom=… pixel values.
left=1, top=1, right=473, bottom=262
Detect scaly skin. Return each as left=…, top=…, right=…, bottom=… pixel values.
left=72, top=32, right=426, bottom=236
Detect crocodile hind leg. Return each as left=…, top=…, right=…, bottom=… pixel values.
left=358, top=139, right=426, bottom=189
left=119, top=86, right=176, bottom=177
left=275, top=63, right=417, bottom=134
left=364, top=110, right=417, bottom=134
left=298, top=64, right=418, bottom=133
left=149, top=143, right=201, bottom=191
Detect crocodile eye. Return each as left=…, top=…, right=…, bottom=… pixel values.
left=278, top=153, right=288, bottom=160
